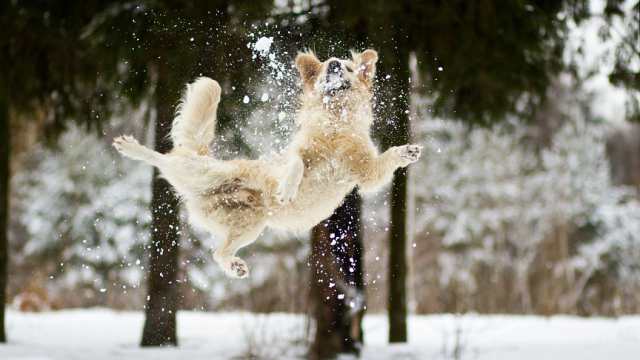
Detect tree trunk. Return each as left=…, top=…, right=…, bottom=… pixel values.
left=141, top=73, right=181, bottom=347
left=0, top=72, right=9, bottom=343
left=309, top=189, right=365, bottom=359
left=386, top=47, right=411, bottom=343
left=388, top=170, right=408, bottom=342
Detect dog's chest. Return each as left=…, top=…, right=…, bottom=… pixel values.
left=302, top=132, right=367, bottom=180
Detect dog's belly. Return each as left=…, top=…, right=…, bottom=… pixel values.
left=268, top=162, right=355, bottom=231
left=182, top=175, right=272, bottom=237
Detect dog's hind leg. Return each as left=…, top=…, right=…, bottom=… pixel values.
left=213, top=223, right=265, bottom=279
left=113, top=135, right=166, bottom=167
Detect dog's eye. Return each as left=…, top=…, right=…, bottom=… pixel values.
left=345, top=65, right=353, bottom=72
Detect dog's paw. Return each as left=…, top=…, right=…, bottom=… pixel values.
left=275, top=159, right=304, bottom=205
left=112, top=135, right=141, bottom=156
left=274, top=182, right=287, bottom=205
left=226, top=257, right=250, bottom=279
left=275, top=181, right=298, bottom=205
left=275, top=166, right=303, bottom=205
left=396, top=144, right=422, bottom=166
left=210, top=79, right=222, bottom=104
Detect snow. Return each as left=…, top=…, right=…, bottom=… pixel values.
left=253, top=36, right=273, bottom=56
left=1, top=310, right=640, bottom=360
left=12, top=125, right=152, bottom=302
left=564, top=0, right=636, bottom=123
left=223, top=31, right=298, bottom=158
left=321, top=73, right=346, bottom=92
left=408, top=110, right=640, bottom=312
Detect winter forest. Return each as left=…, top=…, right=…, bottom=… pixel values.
left=1, top=1, right=640, bottom=359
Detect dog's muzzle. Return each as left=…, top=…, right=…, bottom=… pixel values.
left=323, top=60, right=351, bottom=95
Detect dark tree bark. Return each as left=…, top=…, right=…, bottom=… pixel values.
left=141, top=73, right=181, bottom=347
left=0, top=73, right=9, bottom=343
left=385, top=45, right=411, bottom=344
left=388, top=169, right=408, bottom=342
left=309, top=190, right=365, bottom=360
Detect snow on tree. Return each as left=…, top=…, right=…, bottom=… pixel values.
left=410, top=112, right=640, bottom=314
left=11, top=126, right=151, bottom=305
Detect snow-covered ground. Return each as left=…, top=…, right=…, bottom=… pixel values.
left=1, top=310, right=640, bottom=360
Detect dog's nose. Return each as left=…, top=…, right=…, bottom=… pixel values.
left=328, top=60, right=342, bottom=74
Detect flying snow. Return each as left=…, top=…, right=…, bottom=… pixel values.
left=253, top=36, right=273, bottom=57
left=249, top=33, right=289, bottom=82
left=322, top=73, right=346, bottom=93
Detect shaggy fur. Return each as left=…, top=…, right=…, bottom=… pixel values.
left=113, top=49, right=422, bottom=278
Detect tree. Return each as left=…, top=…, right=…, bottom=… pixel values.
left=2, top=0, right=274, bottom=344
left=0, top=63, right=8, bottom=342
left=379, top=27, right=412, bottom=344
left=140, top=66, right=182, bottom=346
left=309, top=190, right=365, bottom=359
left=12, top=124, right=152, bottom=309
left=1, top=1, right=114, bottom=341
left=84, top=1, right=274, bottom=345
left=602, top=0, right=640, bottom=123
left=301, top=0, right=588, bottom=344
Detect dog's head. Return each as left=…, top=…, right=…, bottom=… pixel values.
left=295, top=49, right=378, bottom=101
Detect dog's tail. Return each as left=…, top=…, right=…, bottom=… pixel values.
left=171, top=77, right=221, bottom=153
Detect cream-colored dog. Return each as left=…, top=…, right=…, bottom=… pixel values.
left=113, top=49, right=421, bottom=278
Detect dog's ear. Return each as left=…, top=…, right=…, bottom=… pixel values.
left=354, top=49, right=378, bottom=85
left=295, top=51, right=322, bottom=90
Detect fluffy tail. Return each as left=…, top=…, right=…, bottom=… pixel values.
left=171, top=77, right=221, bottom=153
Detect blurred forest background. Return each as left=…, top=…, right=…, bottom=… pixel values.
left=1, top=0, right=639, bottom=359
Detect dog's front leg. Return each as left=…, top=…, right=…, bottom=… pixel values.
left=357, top=144, right=422, bottom=193
left=275, top=154, right=304, bottom=204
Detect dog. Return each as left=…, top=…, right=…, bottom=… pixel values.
left=113, top=49, right=422, bottom=278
